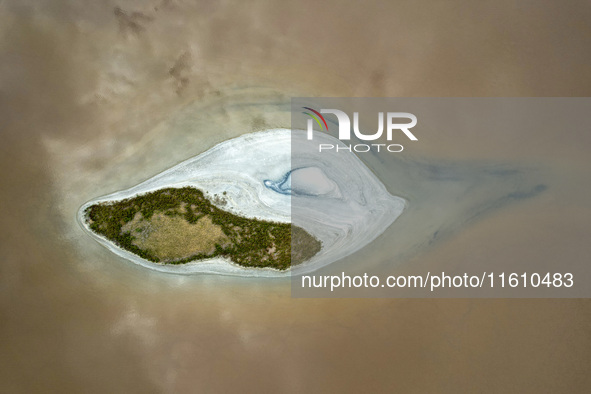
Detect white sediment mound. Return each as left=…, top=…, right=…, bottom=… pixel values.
left=77, top=129, right=405, bottom=277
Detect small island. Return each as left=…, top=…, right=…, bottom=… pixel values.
left=84, top=187, right=321, bottom=270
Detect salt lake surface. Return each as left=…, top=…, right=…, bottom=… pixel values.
left=2, top=1, right=591, bottom=392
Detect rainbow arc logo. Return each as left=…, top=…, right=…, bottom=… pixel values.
left=302, top=107, right=328, bottom=132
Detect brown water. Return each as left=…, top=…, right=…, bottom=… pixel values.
left=1, top=1, right=591, bottom=392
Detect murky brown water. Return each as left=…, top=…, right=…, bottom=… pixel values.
left=1, top=1, right=590, bottom=392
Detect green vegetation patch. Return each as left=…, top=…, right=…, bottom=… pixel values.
left=84, top=187, right=321, bottom=270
